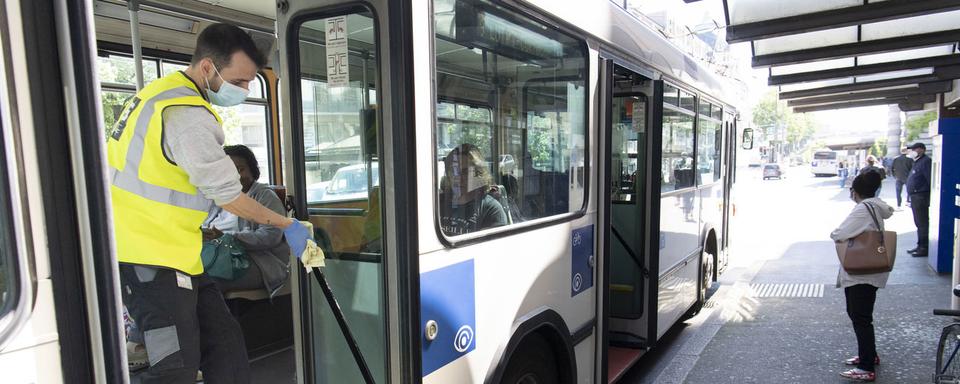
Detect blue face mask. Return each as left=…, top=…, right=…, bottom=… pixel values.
left=205, top=65, right=249, bottom=107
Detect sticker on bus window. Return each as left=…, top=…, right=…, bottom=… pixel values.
left=325, top=16, right=349, bottom=88
left=571, top=225, right=594, bottom=297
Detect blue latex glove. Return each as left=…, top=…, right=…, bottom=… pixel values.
left=283, top=220, right=310, bottom=259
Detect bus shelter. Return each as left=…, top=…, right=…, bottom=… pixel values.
left=709, top=0, right=960, bottom=274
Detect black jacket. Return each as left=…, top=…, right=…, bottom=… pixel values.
left=906, top=154, right=932, bottom=195
left=891, top=154, right=914, bottom=182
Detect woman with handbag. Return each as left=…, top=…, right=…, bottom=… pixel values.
left=203, top=145, right=290, bottom=297
left=831, top=171, right=893, bottom=381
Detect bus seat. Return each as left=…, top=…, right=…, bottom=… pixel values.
left=223, top=278, right=291, bottom=301
left=266, top=184, right=294, bottom=213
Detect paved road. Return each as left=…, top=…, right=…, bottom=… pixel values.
left=621, top=166, right=953, bottom=383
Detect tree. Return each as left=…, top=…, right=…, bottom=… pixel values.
left=905, top=110, right=936, bottom=141
left=869, top=136, right=887, bottom=158
left=752, top=90, right=817, bottom=153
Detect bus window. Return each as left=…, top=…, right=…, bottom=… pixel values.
left=292, top=10, right=386, bottom=383
left=661, top=102, right=695, bottom=192
left=611, top=94, right=646, bottom=203
left=697, top=100, right=722, bottom=184
left=97, top=54, right=159, bottom=85
left=436, top=102, right=493, bottom=162
left=210, top=75, right=271, bottom=184
left=96, top=52, right=273, bottom=183
left=433, top=0, right=588, bottom=236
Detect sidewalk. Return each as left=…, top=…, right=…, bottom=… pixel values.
left=681, top=174, right=954, bottom=383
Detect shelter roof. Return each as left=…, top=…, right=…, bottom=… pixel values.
left=717, top=0, right=960, bottom=112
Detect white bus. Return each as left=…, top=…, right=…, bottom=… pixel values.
left=811, top=150, right=839, bottom=177
left=0, top=0, right=748, bottom=383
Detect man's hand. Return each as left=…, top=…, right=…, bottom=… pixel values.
left=283, top=220, right=310, bottom=259
left=202, top=226, right=223, bottom=241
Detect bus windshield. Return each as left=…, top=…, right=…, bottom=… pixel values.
left=813, top=152, right=836, bottom=160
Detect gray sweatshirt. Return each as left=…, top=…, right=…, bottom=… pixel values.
left=830, top=197, right=894, bottom=288
left=161, top=105, right=242, bottom=206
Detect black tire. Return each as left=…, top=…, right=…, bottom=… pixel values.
left=500, top=333, right=559, bottom=384
left=683, top=250, right=714, bottom=320
left=937, top=324, right=960, bottom=381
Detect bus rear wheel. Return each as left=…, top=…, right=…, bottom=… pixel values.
left=684, top=250, right=714, bottom=320
left=500, top=333, right=559, bottom=384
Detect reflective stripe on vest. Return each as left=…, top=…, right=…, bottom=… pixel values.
left=109, top=72, right=220, bottom=275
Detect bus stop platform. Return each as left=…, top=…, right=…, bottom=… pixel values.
left=625, top=171, right=955, bottom=383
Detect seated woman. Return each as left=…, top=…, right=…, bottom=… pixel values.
left=203, top=144, right=290, bottom=296
left=439, top=144, right=508, bottom=235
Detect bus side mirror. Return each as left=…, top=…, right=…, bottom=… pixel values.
left=741, top=128, right=754, bottom=150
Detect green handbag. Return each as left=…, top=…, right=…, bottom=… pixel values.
left=201, top=233, right=249, bottom=280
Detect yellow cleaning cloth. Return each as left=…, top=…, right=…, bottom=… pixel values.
left=300, top=239, right=325, bottom=271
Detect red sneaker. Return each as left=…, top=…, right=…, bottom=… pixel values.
left=843, top=355, right=880, bottom=366
left=840, top=368, right=875, bottom=381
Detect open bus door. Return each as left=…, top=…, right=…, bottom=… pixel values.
left=721, top=117, right=736, bottom=265
left=599, top=59, right=660, bottom=383
left=277, top=1, right=419, bottom=383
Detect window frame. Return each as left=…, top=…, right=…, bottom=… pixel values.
left=429, top=0, right=591, bottom=247
left=0, top=54, right=35, bottom=350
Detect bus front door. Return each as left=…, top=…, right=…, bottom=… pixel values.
left=601, top=61, right=659, bottom=382
left=278, top=1, right=418, bottom=383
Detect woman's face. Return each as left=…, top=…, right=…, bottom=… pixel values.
left=231, top=155, right=255, bottom=192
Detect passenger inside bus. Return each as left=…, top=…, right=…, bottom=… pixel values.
left=439, top=143, right=508, bottom=235
left=203, top=144, right=290, bottom=296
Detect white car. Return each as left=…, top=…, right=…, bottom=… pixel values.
left=307, top=163, right=380, bottom=203
left=499, top=154, right=516, bottom=174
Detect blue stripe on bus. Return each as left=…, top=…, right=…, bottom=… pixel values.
left=571, top=225, right=594, bottom=296
left=421, top=259, right=477, bottom=377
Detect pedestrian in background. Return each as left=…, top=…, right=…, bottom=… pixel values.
left=860, top=156, right=884, bottom=194
left=839, top=161, right=848, bottom=188
left=860, top=156, right=884, bottom=178
left=891, top=149, right=914, bottom=210
left=831, top=171, right=893, bottom=382
left=905, top=142, right=931, bottom=257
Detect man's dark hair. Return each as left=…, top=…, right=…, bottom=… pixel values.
left=192, top=23, right=267, bottom=69
left=852, top=171, right=881, bottom=198
left=224, top=144, right=260, bottom=180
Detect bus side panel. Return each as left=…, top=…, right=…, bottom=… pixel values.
left=655, top=253, right=698, bottom=339
left=0, top=281, right=62, bottom=383
left=419, top=215, right=597, bottom=384
left=700, top=182, right=723, bottom=256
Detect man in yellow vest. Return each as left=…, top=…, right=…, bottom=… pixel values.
left=107, top=24, right=310, bottom=383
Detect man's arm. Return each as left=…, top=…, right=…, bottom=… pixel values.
left=221, top=193, right=292, bottom=229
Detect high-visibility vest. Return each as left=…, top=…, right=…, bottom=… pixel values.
left=107, top=71, right=222, bottom=275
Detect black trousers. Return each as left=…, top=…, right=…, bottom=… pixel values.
left=894, top=180, right=905, bottom=207
left=120, top=264, right=250, bottom=384
left=910, top=192, right=930, bottom=250
left=845, top=284, right=879, bottom=372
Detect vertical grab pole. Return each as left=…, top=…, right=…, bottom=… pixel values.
left=128, top=0, right=144, bottom=90
left=311, top=268, right=376, bottom=384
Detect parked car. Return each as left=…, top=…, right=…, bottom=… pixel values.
left=499, top=154, right=516, bottom=174
left=762, top=163, right=784, bottom=180
left=307, top=162, right=380, bottom=203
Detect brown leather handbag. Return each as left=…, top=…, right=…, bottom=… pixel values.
left=836, top=202, right=897, bottom=275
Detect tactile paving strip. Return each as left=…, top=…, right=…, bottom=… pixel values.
left=748, top=283, right=824, bottom=298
